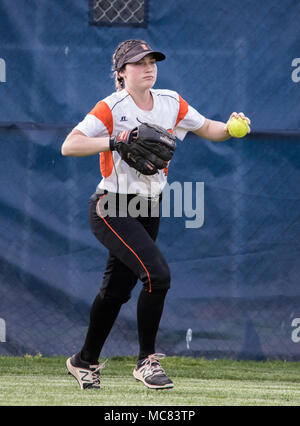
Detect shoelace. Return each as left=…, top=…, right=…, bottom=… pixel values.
left=89, top=360, right=107, bottom=386
left=139, top=353, right=167, bottom=378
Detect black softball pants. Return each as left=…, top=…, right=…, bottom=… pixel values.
left=80, top=192, right=171, bottom=363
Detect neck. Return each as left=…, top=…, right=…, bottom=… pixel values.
left=126, top=87, right=153, bottom=111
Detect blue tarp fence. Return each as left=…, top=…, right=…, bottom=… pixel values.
left=0, top=0, right=300, bottom=359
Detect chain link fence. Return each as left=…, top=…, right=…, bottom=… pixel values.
left=1, top=126, right=300, bottom=360
left=90, top=0, right=147, bottom=26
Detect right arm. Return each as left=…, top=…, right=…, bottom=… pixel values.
left=61, top=129, right=110, bottom=157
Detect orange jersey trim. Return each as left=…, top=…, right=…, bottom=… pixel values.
left=96, top=195, right=152, bottom=292
left=175, top=95, right=189, bottom=128
left=88, top=101, right=114, bottom=178
left=99, top=151, right=114, bottom=178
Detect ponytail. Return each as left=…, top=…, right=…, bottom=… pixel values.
left=114, top=72, right=124, bottom=92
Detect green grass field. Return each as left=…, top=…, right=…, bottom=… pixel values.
left=1, top=355, right=300, bottom=406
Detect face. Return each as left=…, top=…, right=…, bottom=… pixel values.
left=119, top=54, right=157, bottom=91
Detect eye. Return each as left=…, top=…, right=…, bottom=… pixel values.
left=136, top=58, right=156, bottom=66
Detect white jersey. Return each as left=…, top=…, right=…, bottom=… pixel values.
left=75, top=88, right=205, bottom=197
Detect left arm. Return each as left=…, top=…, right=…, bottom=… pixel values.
left=193, top=112, right=251, bottom=142
left=193, top=118, right=229, bottom=142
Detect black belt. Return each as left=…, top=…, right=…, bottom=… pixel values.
left=91, top=191, right=162, bottom=203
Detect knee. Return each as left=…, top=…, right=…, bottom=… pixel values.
left=99, top=289, right=131, bottom=304
left=160, top=262, right=171, bottom=288
left=148, top=259, right=171, bottom=291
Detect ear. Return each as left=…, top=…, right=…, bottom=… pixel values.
left=118, top=66, right=126, bottom=79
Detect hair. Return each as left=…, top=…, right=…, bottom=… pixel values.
left=112, top=39, right=148, bottom=91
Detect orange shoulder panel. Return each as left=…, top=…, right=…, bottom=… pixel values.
left=175, top=95, right=189, bottom=128
left=88, top=101, right=113, bottom=136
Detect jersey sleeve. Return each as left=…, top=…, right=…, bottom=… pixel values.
left=74, top=101, right=113, bottom=138
left=174, top=95, right=206, bottom=141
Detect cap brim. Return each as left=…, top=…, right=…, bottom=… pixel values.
left=125, top=50, right=166, bottom=65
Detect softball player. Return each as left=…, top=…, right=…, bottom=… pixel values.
left=61, top=39, right=250, bottom=390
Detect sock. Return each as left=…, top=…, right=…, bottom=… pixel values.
left=137, top=288, right=168, bottom=361
left=80, top=293, right=122, bottom=364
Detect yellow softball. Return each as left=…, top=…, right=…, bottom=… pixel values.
left=227, top=116, right=250, bottom=138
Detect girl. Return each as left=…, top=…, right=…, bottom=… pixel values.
left=61, top=39, right=250, bottom=390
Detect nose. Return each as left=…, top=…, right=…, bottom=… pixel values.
left=145, top=61, right=155, bottom=72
